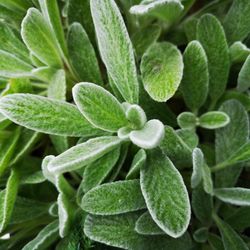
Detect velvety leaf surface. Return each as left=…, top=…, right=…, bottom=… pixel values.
left=230, top=42, right=250, bottom=64
left=237, top=55, right=250, bottom=92
left=191, top=148, right=204, bottom=189
left=177, top=112, right=196, bottom=129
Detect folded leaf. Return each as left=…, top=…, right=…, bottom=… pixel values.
left=237, top=55, right=250, bottom=92
left=197, top=14, right=230, bottom=103
left=214, top=188, right=250, bottom=206
left=90, top=0, right=139, bottom=103
left=180, top=40, right=209, bottom=112
left=140, top=148, right=191, bottom=238
left=81, top=180, right=146, bottom=215
left=177, top=112, right=196, bottom=129
left=21, top=8, right=63, bottom=67
left=48, top=136, right=122, bottom=174
left=140, top=42, right=183, bottom=102
left=0, top=94, right=102, bottom=137
left=73, top=82, right=128, bottom=132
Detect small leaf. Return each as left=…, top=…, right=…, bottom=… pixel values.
left=90, top=0, right=139, bottom=103
left=22, top=220, right=59, bottom=250
left=129, top=119, right=165, bottom=149
left=197, top=14, right=230, bottom=103
left=135, top=212, right=164, bottom=235
left=198, top=111, right=230, bottom=129
left=237, top=55, right=250, bottom=92
left=214, top=188, right=250, bottom=206
left=193, top=227, right=208, bottom=243
left=177, top=112, right=196, bottom=129
left=180, top=40, right=209, bottom=112
left=140, top=148, right=191, bottom=238
left=0, top=94, right=102, bottom=137
left=68, top=23, right=102, bottom=83
left=73, top=82, right=128, bottom=132
left=140, top=42, right=183, bottom=102
left=125, top=104, right=147, bottom=130
left=191, top=148, right=204, bottom=189
left=21, top=8, right=62, bottom=67
left=48, top=136, right=122, bottom=174
left=81, top=180, right=146, bottom=215
left=230, top=41, right=250, bottom=64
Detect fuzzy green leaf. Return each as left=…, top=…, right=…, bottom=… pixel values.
left=237, top=55, right=250, bottom=92
left=197, top=14, right=230, bottom=103
left=73, top=82, right=128, bottom=132
left=125, top=104, right=147, bottom=130
left=140, top=148, right=191, bottom=238
left=180, top=40, right=209, bottom=112
left=81, top=180, right=146, bottom=215
left=191, top=148, right=204, bottom=189
left=90, top=0, right=139, bottom=103
left=141, top=42, right=183, bottom=102
left=0, top=94, right=102, bottom=137
left=48, top=136, right=122, bottom=174
left=177, top=112, right=196, bottom=129
left=32, top=66, right=57, bottom=82
left=230, top=42, right=250, bottom=64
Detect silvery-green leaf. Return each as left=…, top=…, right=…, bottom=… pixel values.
left=73, top=82, right=128, bottom=132
left=125, top=104, right=147, bottom=130
left=82, top=147, right=120, bottom=193
left=215, top=100, right=249, bottom=187
left=22, top=220, right=59, bottom=250
left=191, top=148, right=204, bottom=189
left=30, top=51, right=46, bottom=67
left=184, top=18, right=198, bottom=42
left=0, top=94, right=102, bottom=137
left=129, top=119, right=165, bottom=149
left=176, top=129, right=198, bottom=150
left=68, top=23, right=102, bottom=83
left=117, top=126, right=132, bottom=140
left=223, top=0, right=250, bottom=44
left=197, top=14, right=230, bottom=103
left=214, top=188, right=250, bottom=206
left=213, top=215, right=249, bottom=250
left=0, top=50, right=32, bottom=78
left=198, top=111, right=230, bottom=130
left=130, top=0, right=184, bottom=26
left=193, top=227, right=208, bottom=243
left=32, top=66, right=57, bottom=82
left=202, top=164, right=213, bottom=195
left=21, top=8, right=63, bottom=67
left=230, top=41, right=250, bottom=64
left=177, top=112, right=196, bottom=129
left=21, top=171, right=45, bottom=184
left=90, top=0, right=139, bottom=103
left=140, top=42, right=183, bottom=102
left=126, top=149, right=146, bottom=180
left=81, top=180, right=146, bottom=215
left=48, top=136, right=122, bottom=174
left=180, top=40, right=209, bottom=112
left=84, top=212, right=192, bottom=250
left=0, top=169, right=19, bottom=232
left=140, top=148, right=191, bottom=238
left=39, top=0, right=67, bottom=55
left=237, top=55, right=250, bottom=92
left=135, top=212, right=164, bottom=235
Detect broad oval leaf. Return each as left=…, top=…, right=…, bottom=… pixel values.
left=73, top=82, right=128, bottom=132
left=141, top=42, right=183, bottom=102
left=237, top=55, right=250, bottom=92
left=81, top=180, right=146, bottom=215
left=90, top=0, right=139, bottom=104
left=48, top=136, right=122, bottom=174
left=0, top=94, right=102, bottom=137
left=140, top=148, right=191, bottom=238
left=177, top=112, right=196, bottom=129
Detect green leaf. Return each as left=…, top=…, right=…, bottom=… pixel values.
left=0, top=50, right=32, bottom=78
left=230, top=42, right=250, bottom=64
left=213, top=214, right=249, bottom=250
left=193, top=227, right=208, bottom=243
left=22, top=220, right=59, bottom=250
left=1, top=78, right=32, bottom=96
left=140, top=42, right=183, bottom=102
left=197, top=14, right=230, bottom=103
left=0, top=169, right=19, bottom=232
left=135, top=212, right=164, bottom=235
left=32, top=66, right=57, bottom=82
left=198, top=111, right=230, bottom=130
left=81, top=180, right=146, bottom=215
left=214, top=188, right=250, bottom=206
left=48, top=136, right=122, bottom=174
left=223, top=0, right=250, bottom=44
left=191, top=148, right=204, bottom=189
left=237, top=55, right=250, bottom=92
left=21, top=8, right=63, bottom=67
left=0, top=94, right=102, bottom=137
left=140, top=148, right=191, bottom=238
left=208, top=233, right=224, bottom=250
left=90, top=0, right=139, bottom=103
left=180, top=40, right=209, bottom=112
left=184, top=18, right=198, bottom=42
left=177, top=112, right=196, bottom=129
left=82, top=147, right=120, bottom=193
left=215, top=100, right=249, bottom=187
left=125, top=104, right=147, bottom=130
left=68, top=23, right=102, bottom=83
left=0, top=0, right=31, bottom=12
left=176, top=129, right=198, bottom=150
left=84, top=212, right=193, bottom=250
left=73, top=82, right=128, bottom=132
left=126, top=149, right=147, bottom=180
left=129, top=119, right=165, bottom=149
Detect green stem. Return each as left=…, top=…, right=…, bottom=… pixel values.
left=211, top=161, right=230, bottom=172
